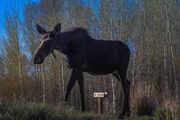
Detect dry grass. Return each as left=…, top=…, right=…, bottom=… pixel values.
left=131, top=81, right=179, bottom=120
left=131, top=82, right=157, bottom=116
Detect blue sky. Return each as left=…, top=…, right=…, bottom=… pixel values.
left=0, top=0, right=40, bottom=39
left=0, top=0, right=40, bottom=55
left=82, top=0, right=100, bottom=19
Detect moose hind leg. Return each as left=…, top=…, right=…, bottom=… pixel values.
left=77, top=72, right=85, bottom=111
left=118, top=67, right=131, bottom=119
left=112, top=72, right=126, bottom=119
left=126, top=79, right=131, bottom=117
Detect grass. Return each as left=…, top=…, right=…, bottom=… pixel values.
left=0, top=100, right=156, bottom=120
left=128, top=116, right=154, bottom=120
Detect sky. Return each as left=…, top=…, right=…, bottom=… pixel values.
left=0, top=0, right=40, bottom=39
left=82, top=0, right=101, bottom=19
left=0, top=0, right=40, bottom=55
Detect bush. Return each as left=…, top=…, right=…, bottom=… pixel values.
left=176, top=108, right=180, bottom=120
left=0, top=100, right=158, bottom=120
left=0, top=101, right=26, bottom=120
left=2, top=112, right=13, bottom=120
left=24, top=103, right=54, bottom=120
left=0, top=101, right=100, bottom=120
left=155, top=108, right=173, bottom=120
left=137, top=96, right=156, bottom=116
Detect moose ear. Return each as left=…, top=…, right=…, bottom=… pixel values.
left=36, top=24, right=47, bottom=34
left=53, top=23, right=61, bottom=33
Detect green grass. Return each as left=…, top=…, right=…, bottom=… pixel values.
left=128, top=116, right=154, bottom=120
left=0, top=101, right=101, bottom=120
left=0, top=101, right=156, bottom=120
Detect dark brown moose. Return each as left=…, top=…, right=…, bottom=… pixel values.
left=33, top=23, right=131, bottom=119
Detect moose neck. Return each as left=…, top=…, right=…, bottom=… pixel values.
left=54, top=32, right=72, bottom=55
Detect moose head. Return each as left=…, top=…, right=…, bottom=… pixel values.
left=33, top=23, right=61, bottom=64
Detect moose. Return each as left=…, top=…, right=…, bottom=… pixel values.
left=33, top=23, right=131, bottom=119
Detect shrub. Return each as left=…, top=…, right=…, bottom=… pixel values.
left=2, top=112, right=13, bottom=120
left=137, top=96, right=156, bottom=116
left=155, top=108, right=173, bottom=120
left=176, top=108, right=180, bottom=120
left=0, top=101, right=102, bottom=120
left=24, top=103, right=54, bottom=120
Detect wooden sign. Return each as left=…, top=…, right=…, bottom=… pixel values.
left=94, top=92, right=108, bottom=114
left=94, top=92, right=108, bottom=98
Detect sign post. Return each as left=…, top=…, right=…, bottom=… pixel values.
left=94, top=92, right=107, bottom=114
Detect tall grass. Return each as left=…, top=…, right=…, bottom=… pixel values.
left=0, top=100, right=154, bottom=120
left=0, top=99, right=178, bottom=120
left=131, top=81, right=179, bottom=120
left=0, top=100, right=101, bottom=120
left=0, top=100, right=123, bottom=120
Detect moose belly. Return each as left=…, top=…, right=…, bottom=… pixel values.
left=87, top=69, right=115, bottom=76
left=82, top=60, right=117, bottom=76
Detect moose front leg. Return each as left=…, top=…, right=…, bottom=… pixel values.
left=65, top=69, right=77, bottom=102
left=65, top=69, right=85, bottom=112
left=77, top=72, right=85, bottom=111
